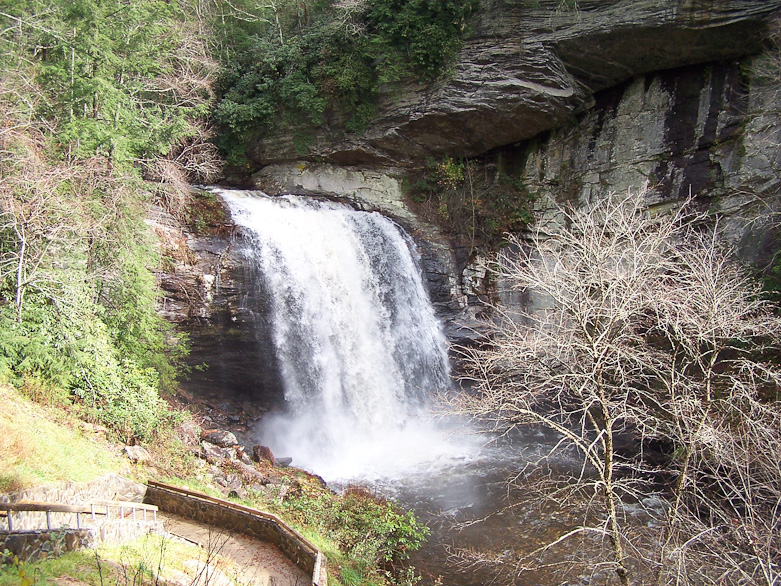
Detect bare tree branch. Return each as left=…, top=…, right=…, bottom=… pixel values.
left=446, top=188, right=781, bottom=585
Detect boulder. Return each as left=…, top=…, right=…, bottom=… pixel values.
left=235, top=461, right=268, bottom=484
left=235, top=446, right=254, bottom=466
left=200, top=429, right=238, bottom=447
left=274, top=457, right=292, bottom=468
left=199, top=441, right=228, bottom=465
left=248, top=444, right=291, bottom=467
left=252, top=444, right=275, bottom=464
left=224, top=473, right=242, bottom=491
left=123, top=445, right=151, bottom=463
left=228, top=487, right=248, bottom=500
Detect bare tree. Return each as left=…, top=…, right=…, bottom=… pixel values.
left=645, top=225, right=781, bottom=586
left=451, top=190, right=781, bottom=585
left=137, top=19, right=223, bottom=217
left=0, top=71, right=136, bottom=320
left=0, top=74, right=74, bottom=321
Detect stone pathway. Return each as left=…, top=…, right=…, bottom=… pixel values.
left=160, top=512, right=310, bottom=586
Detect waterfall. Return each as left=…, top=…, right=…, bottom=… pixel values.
left=217, top=189, right=470, bottom=481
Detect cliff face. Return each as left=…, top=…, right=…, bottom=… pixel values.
left=166, top=1, right=781, bottom=399
left=247, top=0, right=781, bottom=168
left=516, top=54, right=781, bottom=269
left=252, top=0, right=781, bottom=303
left=253, top=54, right=781, bottom=327
left=160, top=46, right=781, bottom=406
left=150, top=205, right=286, bottom=405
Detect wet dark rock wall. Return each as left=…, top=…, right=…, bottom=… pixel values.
left=512, top=56, right=781, bottom=269
left=152, top=205, right=285, bottom=405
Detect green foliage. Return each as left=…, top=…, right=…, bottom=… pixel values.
left=0, top=0, right=201, bottom=442
left=0, top=283, right=179, bottom=443
left=184, top=189, right=231, bottom=236
left=213, top=0, right=478, bottom=162
left=283, top=485, right=429, bottom=581
left=435, top=156, right=465, bottom=188
left=0, top=533, right=209, bottom=586
left=0, top=136, right=186, bottom=441
left=0, top=554, right=37, bottom=586
left=1, top=0, right=214, bottom=166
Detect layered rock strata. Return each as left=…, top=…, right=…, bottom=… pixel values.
left=248, top=0, right=781, bottom=168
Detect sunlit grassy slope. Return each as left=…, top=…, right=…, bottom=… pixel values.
left=0, top=384, right=123, bottom=493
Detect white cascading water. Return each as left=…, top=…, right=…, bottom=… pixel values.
left=217, top=189, right=475, bottom=481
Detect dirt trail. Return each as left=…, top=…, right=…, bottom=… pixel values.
left=160, top=512, right=310, bottom=586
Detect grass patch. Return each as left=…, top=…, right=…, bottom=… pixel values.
left=151, top=476, right=229, bottom=499
left=0, top=384, right=122, bottom=493
left=0, top=533, right=221, bottom=586
left=241, top=479, right=426, bottom=586
left=98, top=533, right=211, bottom=582
left=0, top=550, right=103, bottom=586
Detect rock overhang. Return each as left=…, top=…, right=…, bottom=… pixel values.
left=247, top=0, right=781, bottom=169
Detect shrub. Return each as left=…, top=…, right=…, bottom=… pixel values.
left=404, top=158, right=536, bottom=247
left=283, top=483, right=429, bottom=581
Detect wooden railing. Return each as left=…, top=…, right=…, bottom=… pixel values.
left=0, top=500, right=158, bottom=531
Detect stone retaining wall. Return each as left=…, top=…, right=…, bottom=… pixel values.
left=0, top=529, right=93, bottom=562
left=1, top=477, right=325, bottom=584
left=1, top=474, right=161, bottom=561
left=145, top=483, right=325, bottom=586
left=94, top=518, right=164, bottom=546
